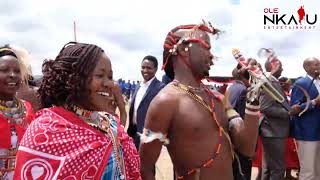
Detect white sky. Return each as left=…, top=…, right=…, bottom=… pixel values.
left=0, top=0, right=319, bottom=81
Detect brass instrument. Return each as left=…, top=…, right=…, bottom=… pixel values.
left=248, top=73, right=286, bottom=104
left=232, top=48, right=286, bottom=106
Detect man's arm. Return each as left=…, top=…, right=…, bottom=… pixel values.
left=224, top=87, right=260, bottom=157
left=228, top=102, right=260, bottom=157
left=139, top=92, right=175, bottom=180
left=291, top=81, right=319, bottom=112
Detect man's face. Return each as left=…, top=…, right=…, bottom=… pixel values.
left=83, top=53, right=114, bottom=111
left=248, top=59, right=257, bottom=66
left=281, top=81, right=291, bottom=92
left=306, top=58, right=320, bottom=78
left=272, top=61, right=283, bottom=78
left=188, top=31, right=214, bottom=78
left=0, top=55, right=22, bottom=99
left=141, top=59, right=157, bottom=82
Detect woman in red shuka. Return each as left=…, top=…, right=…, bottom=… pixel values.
left=0, top=46, right=35, bottom=179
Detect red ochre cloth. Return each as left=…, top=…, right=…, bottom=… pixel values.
left=14, top=107, right=141, bottom=180
left=0, top=100, right=35, bottom=148
left=252, top=137, right=299, bottom=169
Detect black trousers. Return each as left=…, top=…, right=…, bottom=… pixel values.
left=261, top=137, right=286, bottom=180
left=233, top=151, right=252, bottom=180
left=133, top=133, right=141, bottom=150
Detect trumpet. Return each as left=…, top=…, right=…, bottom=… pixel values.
left=249, top=74, right=286, bottom=104
left=232, top=48, right=286, bottom=105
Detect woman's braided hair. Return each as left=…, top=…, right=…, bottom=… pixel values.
left=38, top=42, right=104, bottom=108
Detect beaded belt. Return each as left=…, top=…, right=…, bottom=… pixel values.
left=0, top=148, right=17, bottom=174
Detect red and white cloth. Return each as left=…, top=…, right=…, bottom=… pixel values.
left=14, top=107, right=141, bottom=180
left=0, top=100, right=35, bottom=180
left=0, top=101, right=34, bottom=149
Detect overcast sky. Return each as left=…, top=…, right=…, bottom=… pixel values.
left=1, top=0, right=319, bottom=81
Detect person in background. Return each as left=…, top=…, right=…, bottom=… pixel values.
left=9, top=45, right=41, bottom=111
left=229, top=63, right=252, bottom=180
left=125, top=80, right=132, bottom=100
left=118, top=78, right=125, bottom=94
left=290, top=57, right=320, bottom=180
left=127, top=55, right=165, bottom=150
left=259, top=59, right=290, bottom=180
left=0, top=46, right=35, bottom=179
left=279, top=77, right=299, bottom=180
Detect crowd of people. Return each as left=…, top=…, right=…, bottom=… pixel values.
left=117, top=79, right=140, bottom=101
left=0, top=21, right=319, bottom=180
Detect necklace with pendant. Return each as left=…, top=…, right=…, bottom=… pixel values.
left=172, top=80, right=212, bottom=112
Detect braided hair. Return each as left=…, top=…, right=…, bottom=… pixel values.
left=38, top=42, right=104, bottom=108
left=163, top=28, right=180, bottom=79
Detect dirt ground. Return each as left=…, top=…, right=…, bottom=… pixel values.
left=155, top=147, right=174, bottom=180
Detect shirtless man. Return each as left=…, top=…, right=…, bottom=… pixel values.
left=139, top=22, right=260, bottom=180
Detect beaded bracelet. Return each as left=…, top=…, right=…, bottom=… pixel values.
left=139, top=128, right=170, bottom=145
left=225, top=108, right=244, bottom=130
left=245, top=109, right=259, bottom=116
left=229, top=116, right=243, bottom=130
left=245, top=103, right=260, bottom=110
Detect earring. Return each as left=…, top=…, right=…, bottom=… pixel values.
left=184, top=48, right=188, bottom=52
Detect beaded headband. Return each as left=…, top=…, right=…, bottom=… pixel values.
left=0, top=47, right=18, bottom=58
left=162, top=20, right=222, bottom=70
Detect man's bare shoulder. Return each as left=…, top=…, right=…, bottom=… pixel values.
left=151, top=83, right=179, bottom=107
left=144, top=84, right=178, bottom=129
left=158, top=83, right=180, bottom=98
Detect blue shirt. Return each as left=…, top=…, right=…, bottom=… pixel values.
left=228, top=80, right=247, bottom=118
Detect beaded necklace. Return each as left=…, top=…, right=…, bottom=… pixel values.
left=0, top=98, right=26, bottom=124
left=171, top=81, right=233, bottom=179
left=172, top=80, right=205, bottom=93
left=68, top=105, right=126, bottom=180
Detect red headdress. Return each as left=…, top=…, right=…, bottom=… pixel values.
left=162, top=20, right=222, bottom=81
